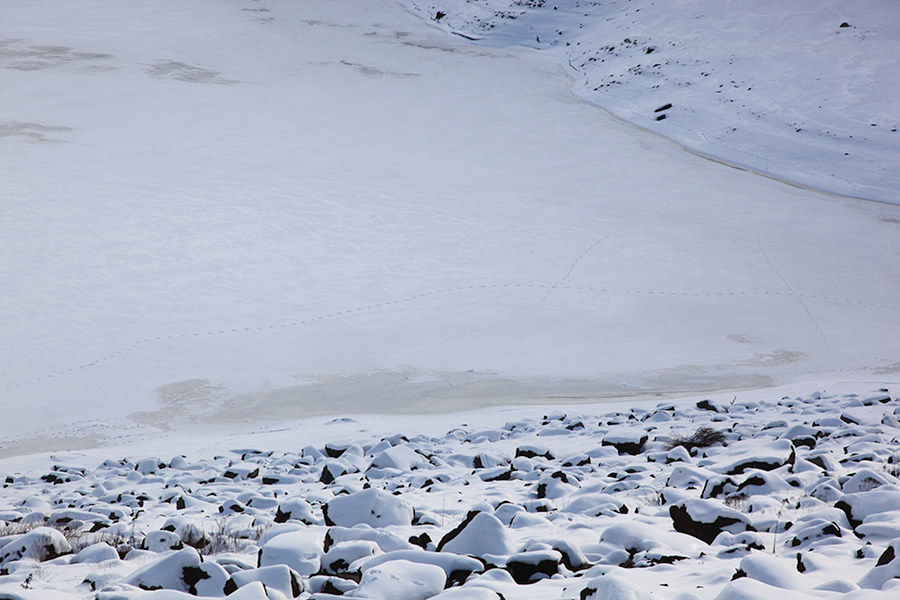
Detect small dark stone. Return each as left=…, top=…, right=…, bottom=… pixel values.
left=516, top=448, right=554, bottom=460
left=448, top=569, right=473, bottom=587
left=840, top=22, right=850, bottom=27
left=835, top=500, right=861, bottom=529
left=484, top=469, right=512, bottom=482
left=737, top=475, right=766, bottom=491
left=324, top=444, right=348, bottom=459
left=840, top=413, right=860, bottom=425
left=655, top=103, right=673, bottom=113
left=506, top=557, right=559, bottom=584
left=877, top=544, right=896, bottom=567
left=223, top=579, right=238, bottom=595
left=696, top=400, right=719, bottom=413
left=182, top=566, right=210, bottom=595
left=670, top=504, right=751, bottom=544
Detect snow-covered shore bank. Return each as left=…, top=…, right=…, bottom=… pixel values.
left=400, top=0, right=900, bottom=204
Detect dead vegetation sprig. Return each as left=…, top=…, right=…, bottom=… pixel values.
left=665, top=426, right=727, bottom=452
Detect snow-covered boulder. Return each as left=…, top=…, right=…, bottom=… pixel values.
left=323, top=540, right=381, bottom=573
left=732, top=470, right=794, bottom=496
left=223, top=581, right=271, bottom=600
left=274, top=497, right=319, bottom=525
left=564, top=493, right=628, bottom=516
left=670, top=499, right=755, bottom=544
left=711, top=440, right=796, bottom=475
left=120, top=547, right=204, bottom=593
left=354, top=549, right=483, bottom=585
left=842, top=469, right=895, bottom=493
left=602, top=426, right=649, bottom=455
left=369, top=445, right=428, bottom=472
left=193, top=561, right=231, bottom=597
left=324, top=489, right=414, bottom=527
left=836, top=487, right=900, bottom=529
left=0, top=527, right=72, bottom=566
left=576, top=574, right=653, bottom=600
left=326, top=525, right=415, bottom=553
left=540, top=538, right=591, bottom=572
left=223, top=462, right=261, bottom=480
left=505, top=549, right=561, bottom=583
left=599, top=520, right=704, bottom=567
left=736, top=552, right=808, bottom=589
left=859, top=538, right=900, bottom=590
left=431, top=588, right=503, bottom=600
left=143, top=530, right=183, bottom=552
left=70, top=542, right=120, bottom=564
left=786, top=516, right=845, bottom=548
left=713, top=577, right=820, bottom=599
left=258, top=527, right=325, bottom=576
left=224, top=564, right=304, bottom=597
left=345, top=559, right=446, bottom=600
left=437, top=511, right=515, bottom=558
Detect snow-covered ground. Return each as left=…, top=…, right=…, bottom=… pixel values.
left=1, top=386, right=900, bottom=599
left=1, top=0, right=899, bottom=596
left=2, top=0, right=899, bottom=453
left=401, top=0, right=900, bottom=203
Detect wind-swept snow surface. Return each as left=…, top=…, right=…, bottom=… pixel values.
left=1, top=0, right=899, bottom=451
left=402, top=0, right=900, bottom=203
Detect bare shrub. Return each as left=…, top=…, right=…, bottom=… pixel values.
left=724, top=493, right=749, bottom=510
left=665, top=426, right=726, bottom=452
left=195, top=518, right=269, bottom=556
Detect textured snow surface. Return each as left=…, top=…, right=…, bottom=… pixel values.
left=401, top=0, right=900, bottom=203
left=2, top=1, right=900, bottom=596
left=0, top=388, right=898, bottom=598
left=2, top=0, right=899, bottom=457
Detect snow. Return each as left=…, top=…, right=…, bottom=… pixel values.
left=401, top=0, right=900, bottom=204
left=1, top=0, right=900, bottom=598
left=2, top=0, right=899, bottom=458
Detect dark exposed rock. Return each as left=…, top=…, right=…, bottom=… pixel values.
left=506, top=550, right=561, bottom=584
left=670, top=501, right=754, bottom=544
left=696, top=400, right=720, bottom=412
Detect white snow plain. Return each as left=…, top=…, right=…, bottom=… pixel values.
left=2, top=0, right=899, bottom=454
left=0, top=0, right=899, bottom=596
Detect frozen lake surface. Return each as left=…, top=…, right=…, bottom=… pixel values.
left=1, top=0, right=898, bottom=453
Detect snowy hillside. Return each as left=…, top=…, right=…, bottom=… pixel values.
left=401, top=0, right=900, bottom=203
